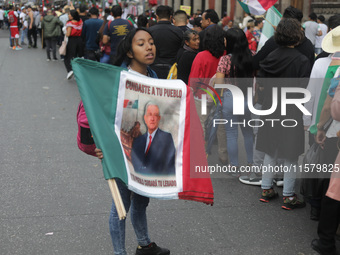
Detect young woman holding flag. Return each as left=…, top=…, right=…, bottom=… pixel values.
left=94, top=28, right=170, bottom=255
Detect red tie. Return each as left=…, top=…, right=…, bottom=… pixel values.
left=145, top=135, right=152, bottom=155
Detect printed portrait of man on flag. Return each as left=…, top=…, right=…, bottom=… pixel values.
left=131, top=102, right=176, bottom=176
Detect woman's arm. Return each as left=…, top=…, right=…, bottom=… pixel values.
left=66, top=26, right=72, bottom=37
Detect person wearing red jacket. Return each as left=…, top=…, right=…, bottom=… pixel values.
left=245, top=20, right=257, bottom=52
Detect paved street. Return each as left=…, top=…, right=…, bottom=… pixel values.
left=0, top=28, right=337, bottom=255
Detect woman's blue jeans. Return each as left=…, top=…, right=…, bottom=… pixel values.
left=222, top=89, right=253, bottom=166
left=109, top=179, right=151, bottom=255
left=261, top=151, right=297, bottom=197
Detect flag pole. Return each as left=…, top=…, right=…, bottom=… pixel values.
left=108, top=179, right=127, bottom=220
left=262, top=16, right=276, bottom=29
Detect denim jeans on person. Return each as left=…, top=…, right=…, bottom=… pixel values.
left=110, top=179, right=151, bottom=255
left=100, top=53, right=110, bottom=64
left=261, top=150, right=297, bottom=196
left=252, top=103, right=265, bottom=169
left=221, top=89, right=253, bottom=166
left=45, top=37, right=57, bottom=59
left=21, top=28, right=28, bottom=44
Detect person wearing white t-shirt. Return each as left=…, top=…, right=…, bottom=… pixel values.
left=20, top=7, right=28, bottom=45
left=315, top=15, right=328, bottom=55
left=303, top=12, right=322, bottom=47
left=0, top=6, right=4, bottom=29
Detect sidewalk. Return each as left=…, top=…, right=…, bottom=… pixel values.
left=0, top=28, right=332, bottom=255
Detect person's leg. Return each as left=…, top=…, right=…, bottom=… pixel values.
left=45, top=38, right=51, bottom=59
left=130, top=193, right=151, bottom=246
left=216, top=106, right=228, bottom=164
left=281, top=158, right=306, bottom=209
left=313, top=196, right=340, bottom=254
left=64, top=37, right=76, bottom=72
left=109, top=179, right=131, bottom=255
left=221, top=90, right=239, bottom=166
left=51, top=37, right=57, bottom=59
left=28, top=28, right=33, bottom=47
left=32, top=26, right=37, bottom=47
left=282, top=158, right=297, bottom=197
left=240, top=101, right=254, bottom=164
left=76, top=37, right=84, bottom=58
left=9, top=29, right=13, bottom=47
left=15, top=38, right=20, bottom=47
left=20, top=29, right=24, bottom=44
left=261, top=152, right=277, bottom=190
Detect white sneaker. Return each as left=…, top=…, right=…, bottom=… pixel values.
left=273, top=178, right=284, bottom=187
left=66, top=71, right=74, bottom=80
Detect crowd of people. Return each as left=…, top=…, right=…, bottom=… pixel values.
left=2, top=2, right=340, bottom=255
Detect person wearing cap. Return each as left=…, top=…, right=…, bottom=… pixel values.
left=19, top=6, right=28, bottom=45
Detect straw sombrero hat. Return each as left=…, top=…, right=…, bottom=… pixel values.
left=322, top=26, right=340, bottom=53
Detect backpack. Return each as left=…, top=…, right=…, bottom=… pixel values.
left=77, top=101, right=96, bottom=156
left=167, top=62, right=177, bottom=79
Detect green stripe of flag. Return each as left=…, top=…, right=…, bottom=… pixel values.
left=72, top=58, right=128, bottom=183
left=237, top=0, right=250, bottom=13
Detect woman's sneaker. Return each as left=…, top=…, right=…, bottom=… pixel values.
left=66, top=71, right=74, bottom=80
left=135, top=242, right=170, bottom=255
left=260, top=188, right=278, bottom=203
left=282, top=194, right=306, bottom=210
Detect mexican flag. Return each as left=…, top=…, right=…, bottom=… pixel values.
left=72, top=59, right=214, bottom=204
left=257, top=6, right=282, bottom=52
left=127, top=16, right=137, bottom=28
left=237, top=0, right=278, bottom=15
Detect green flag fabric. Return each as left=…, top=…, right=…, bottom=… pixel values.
left=72, top=59, right=128, bottom=183
left=257, top=6, right=282, bottom=52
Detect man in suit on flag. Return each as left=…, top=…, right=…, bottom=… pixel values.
left=131, top=102, right=176, bottom=176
